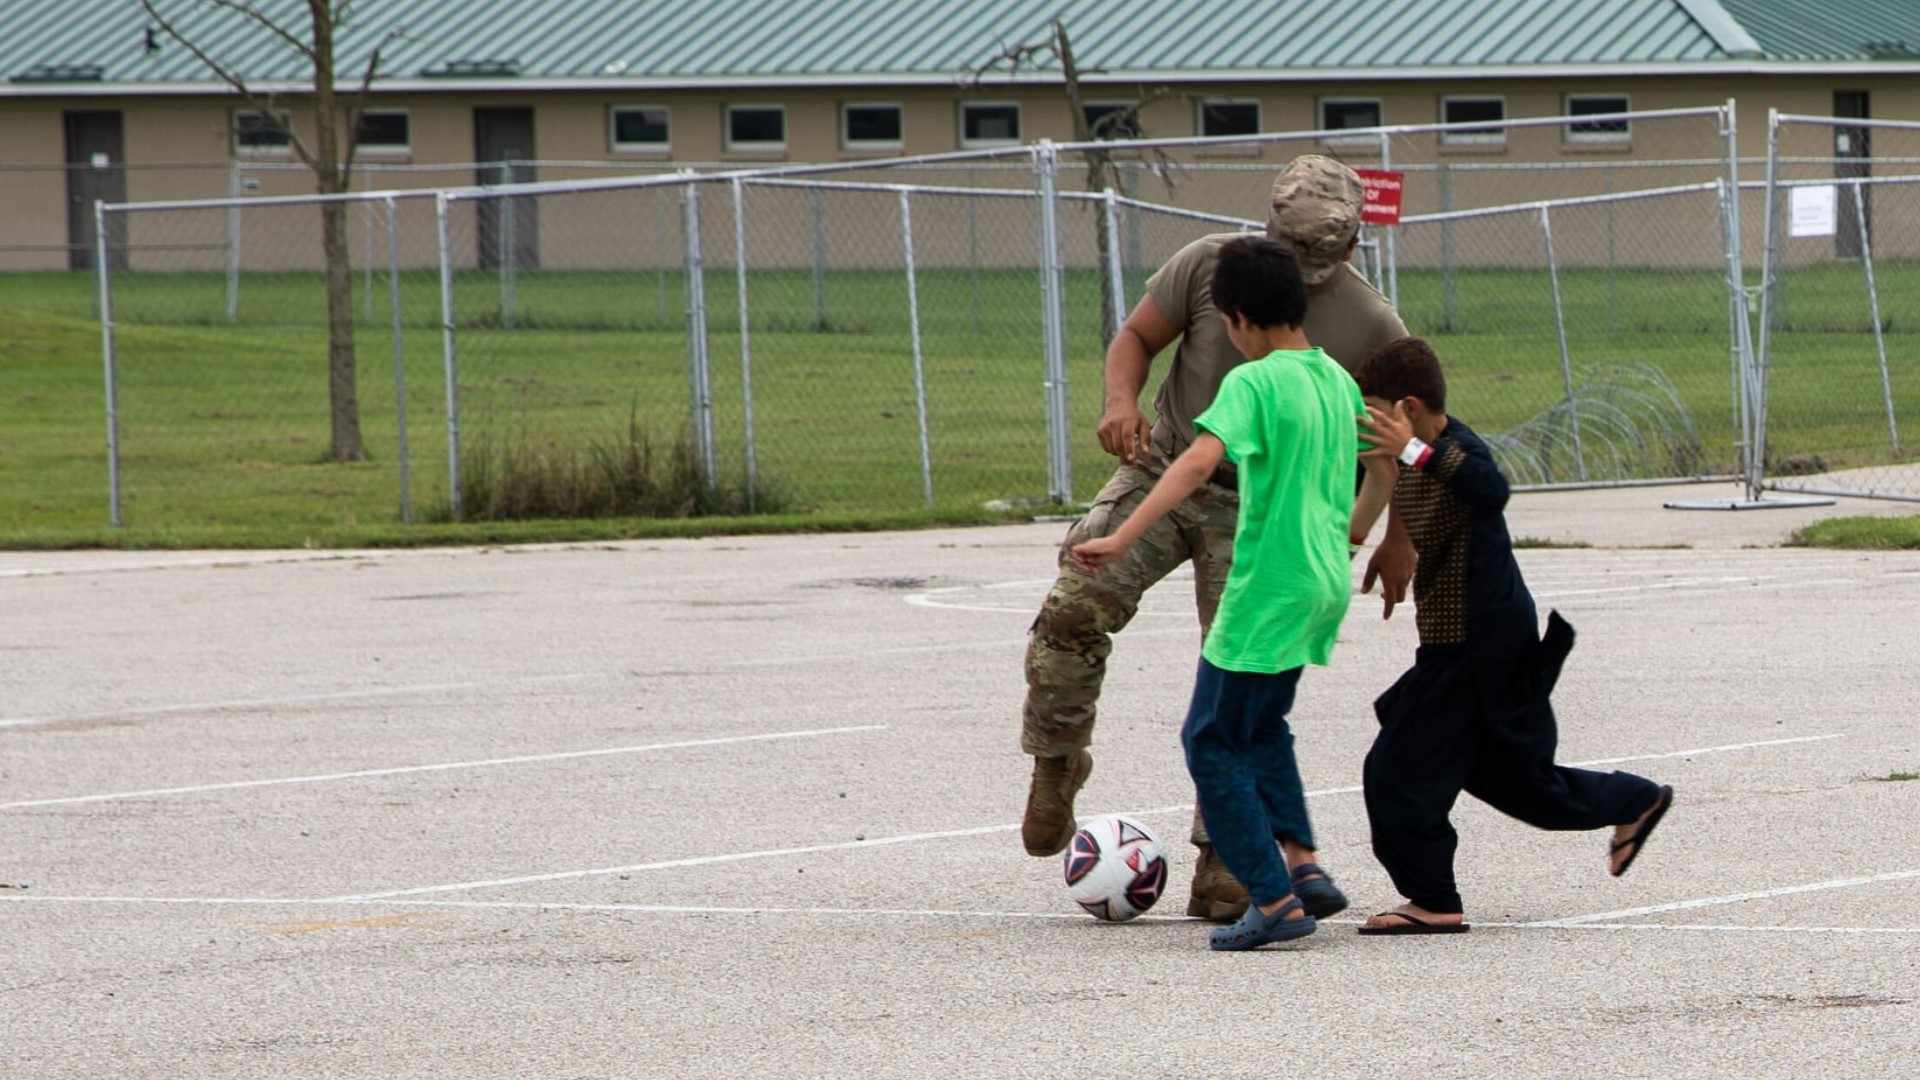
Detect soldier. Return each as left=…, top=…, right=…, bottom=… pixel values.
left=1020, top=155, right=1414, bottom=921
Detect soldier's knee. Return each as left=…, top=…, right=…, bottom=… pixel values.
left=1031, top=577, right=1135, bottom=644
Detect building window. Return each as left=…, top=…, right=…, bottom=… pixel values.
left=1441, top=96, right=1507, bottom=146
left=232, top=110, right=293, bottom=156
left=610, top=105, right=670, bottom=152
left=1318, top=98, right=1381, bottom=141
left=1565, top=94, right=1630, bottom=143
left=1082, top=102, right=1141, bottom=140
left=960, top=102, right=1020, bottom=146
left=353, top=109, right=410, bottom=154
left=1198, top=100, right=1260, bottom=139
left=842, top=103, right=903, bottom=150
left=726, top=105, right=786, bottom=151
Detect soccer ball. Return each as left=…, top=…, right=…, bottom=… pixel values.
left=1062, top=814, right=1168, bottom=922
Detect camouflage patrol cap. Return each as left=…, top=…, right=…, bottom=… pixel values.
left=1265, top=155, right=1365, bottom=284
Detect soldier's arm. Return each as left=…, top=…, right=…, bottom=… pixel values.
left=1071, top=433, right=1222, bottom=570
left=1099, top=296, right=1181, bottom=464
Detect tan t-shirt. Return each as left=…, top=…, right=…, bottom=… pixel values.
left=1143, top=232, right=1407, bottom=463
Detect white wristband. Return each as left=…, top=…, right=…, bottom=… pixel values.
left=1399, top=437, right=1430, bottom=467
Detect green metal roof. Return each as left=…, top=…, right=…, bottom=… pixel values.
left=0, top=0, right=1911, bottom=93
left=1718, top=0, right=1920, bottom=61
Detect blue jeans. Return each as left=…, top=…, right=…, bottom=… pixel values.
left=1181, top=658, right=1315, bottom=907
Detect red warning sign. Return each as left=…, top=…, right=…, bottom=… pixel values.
left=1354, top=168, right=1405, bottom=226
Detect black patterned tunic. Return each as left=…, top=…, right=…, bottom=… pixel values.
left=1394, top=417, right=1537, bottom=652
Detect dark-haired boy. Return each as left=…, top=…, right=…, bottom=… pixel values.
left=1072, top=237, right=1393, bottom=950
left=1353, top=337, right=1673, bottom=935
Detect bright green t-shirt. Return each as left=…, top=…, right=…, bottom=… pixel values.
left=1192, top=347, right=1361, bottom=674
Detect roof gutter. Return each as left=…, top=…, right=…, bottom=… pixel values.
left=10, top=59, right=1920, bottom=98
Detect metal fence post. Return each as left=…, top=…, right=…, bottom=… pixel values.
left=1722, top=99, right=1763, bottom=499
left=900, top=189, right=933, bottom=508
left=967, top=166, right=982, bottom=333
left=1102, top=187, right=1126, bottom=342
left=1851, top=180, right=1901, bottom=456
left=97, top=200, right=122, bottom=527
left=384, top=195, right=412, bottom=523
left=436, top=191, right=463, bottom=522
left=1122, top=163, right=1142, bottom=298
left=1379, top=130, right=1399, bottom=309
left=1718, top=174, right=1753, bottom=489
left=225, top=162, right=242, bottom=324
left=1540, top=204, right=1588, bottom=483
left=809, top=186, right=828, bottom=331
left=731, top=178, right=758, bottom=509
left=683, top=176, right=717, bottom=490
left=499, top=163, right=518, bottom=330
left=1035, top=142, right=1072, bottom=504
left=656, top=192, right=670, bottom=324
left=1438, top=164, right=1458, bottom=330
left=1754, top=109, right=1783, bottom=492
left=361, top=166, right=375, bottom=325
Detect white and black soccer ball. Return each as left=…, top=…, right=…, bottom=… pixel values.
left=1062, top=814, right=1168, bottom=922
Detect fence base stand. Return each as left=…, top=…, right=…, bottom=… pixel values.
left=1664, top=495, right=1837, bottom=511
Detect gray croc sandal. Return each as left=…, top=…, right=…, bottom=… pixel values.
left=1209, top=895, right=1317, bottom=951
left=1289, top=862, right=1349, bottom=919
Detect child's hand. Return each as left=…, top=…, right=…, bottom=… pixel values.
left=1360, top=401, right=1413, bottom=461
left=1070, top=535, right=1129, bottom=572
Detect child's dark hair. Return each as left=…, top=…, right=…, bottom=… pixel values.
left=1209, top=236, right=1308, bottom=330
left=1355, top=336, right=1448, bottom=413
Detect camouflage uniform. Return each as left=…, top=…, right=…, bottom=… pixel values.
left=1021, top=156, right=1407, bottom=847
left=1021, top=460, right=1238, bottom=762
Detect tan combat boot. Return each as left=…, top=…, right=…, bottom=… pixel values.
left=1021, top=750, right=1093, bottom=856
left=1186, top=842, right=1251, bottom=921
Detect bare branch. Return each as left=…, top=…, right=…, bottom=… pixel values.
left=966, top=42, right=1051, bottom=86
left=342, top=24, right=405, bottom=173
left=137, top=0, right=322, bottom=173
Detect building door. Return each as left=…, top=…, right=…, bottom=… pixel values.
left=65, top=110, right=127, bottom=271
left=474, top=107, right=538, bottom=270
left=1834, top=90, right=1870, bottom=260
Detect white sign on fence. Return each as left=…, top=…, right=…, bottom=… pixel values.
left=1789, top=184, right=1837, bottom=237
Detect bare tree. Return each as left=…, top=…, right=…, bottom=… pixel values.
left=971, top=17, right=1187, bottom=340
left=140, top=0, right=401, bottom=462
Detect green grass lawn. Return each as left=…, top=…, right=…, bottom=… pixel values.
left=3, top=260, right=1917, bottom=547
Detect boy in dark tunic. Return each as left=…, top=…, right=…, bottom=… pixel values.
left=1353, top=337, right=1674, bottom=935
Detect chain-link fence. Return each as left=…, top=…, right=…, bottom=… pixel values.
left=1395, top=184, right=1741, bottom=486
left=1756, top=113, right=1920, bottom=502
left=94, top=189, right=447, bottom=529
left=85, top=103, right=1810, bottom=527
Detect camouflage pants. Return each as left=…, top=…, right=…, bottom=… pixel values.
left=1021, top=463, right=1238, bottom=845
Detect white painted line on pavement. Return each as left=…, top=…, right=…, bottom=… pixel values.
left=0, top=673, right=600, bottom=730
left=0, top=553, right=380, bottom=579
left=1568, top=732, right=1842, bottom=768
left=0, top=725, right=888, bottom=811
left=6, top=894, right=1917, bottom=935
left=322, top=820, right=1038, bottom=901
left=324, top=733, right=1839, bottom=902
left=1532, top=869, right=1920, bottom=927
left=1523, top=922, right=1920, bottom=935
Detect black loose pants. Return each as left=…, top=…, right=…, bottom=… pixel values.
left=1363, top=612, right=1662, bottom=914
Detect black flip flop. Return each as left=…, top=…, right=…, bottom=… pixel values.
left=1356, top=911, right=1470, bottom=936
left=1610, top=785, right=1675, bottom=878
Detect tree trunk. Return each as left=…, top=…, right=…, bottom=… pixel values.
left=310, top=0, right=364, bottom=461
left=1054, top=19, right=1120, bottom=345
left=321, top=199, right=363, bottom=460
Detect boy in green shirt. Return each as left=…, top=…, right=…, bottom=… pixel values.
left=1072, top=237, right=1393, bottom=950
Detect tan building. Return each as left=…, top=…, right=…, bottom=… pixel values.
left=3, top=0, right=1918, bottom=271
